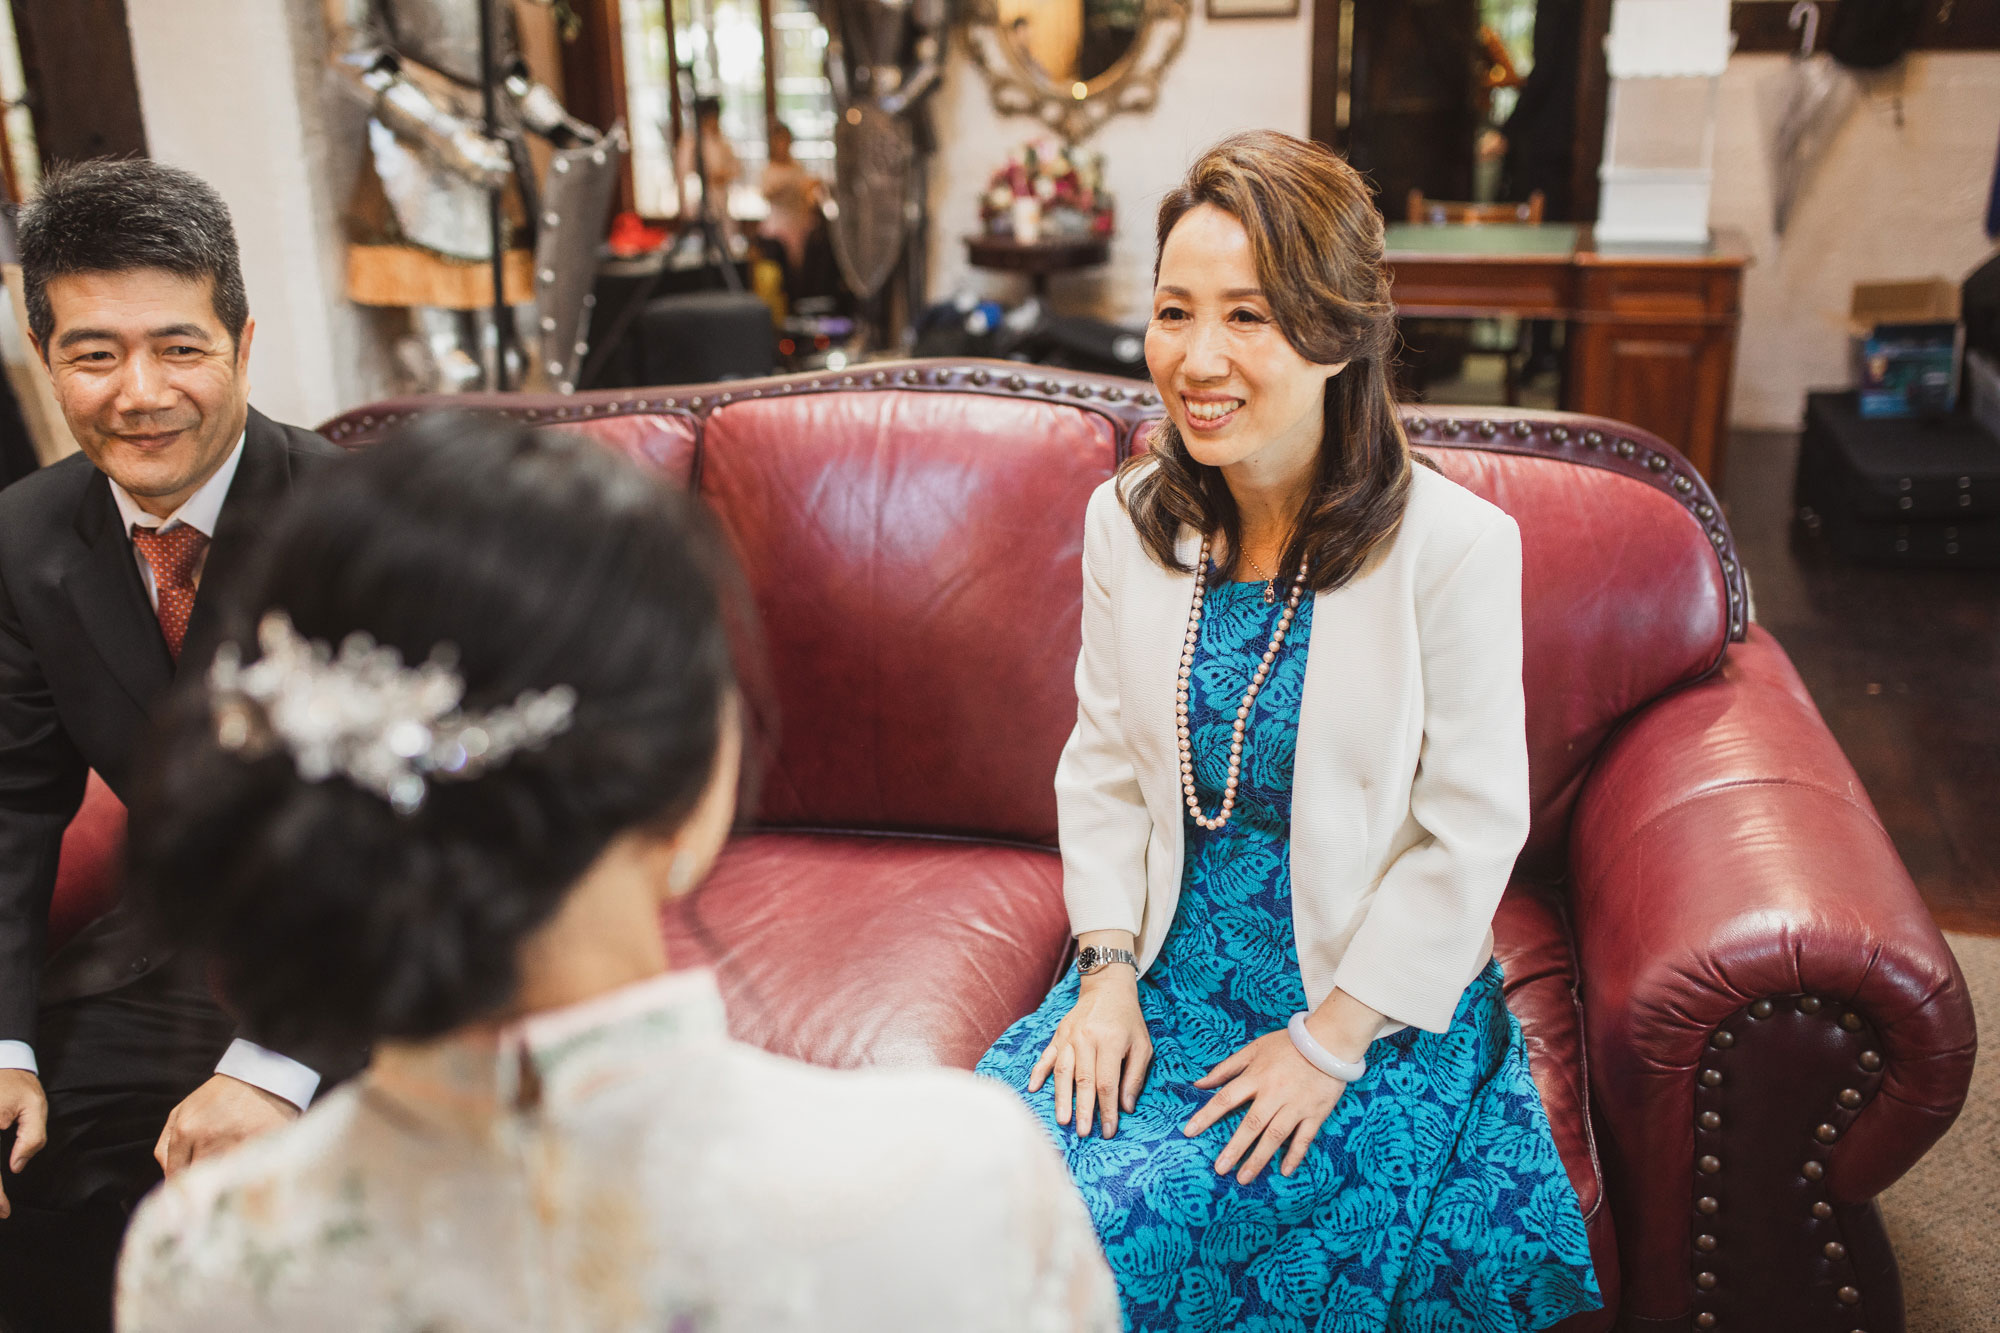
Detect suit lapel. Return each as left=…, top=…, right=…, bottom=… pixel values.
left=61, top=471, right=174, bottom=712
left=179, top=408, right=291, bottom=674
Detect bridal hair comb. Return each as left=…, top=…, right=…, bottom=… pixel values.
left=209, top=610, right=577, bottom=815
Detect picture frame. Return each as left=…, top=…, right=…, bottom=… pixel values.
left=1206, top=0, right=1299, bottom=19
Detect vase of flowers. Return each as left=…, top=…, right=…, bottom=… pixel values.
left=981, top=138, right=1114, bottom=242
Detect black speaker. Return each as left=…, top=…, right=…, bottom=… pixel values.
left=637, top=290, right=777, bottom=385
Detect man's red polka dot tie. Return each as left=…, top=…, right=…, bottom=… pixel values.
left=129, top=524, right=210, bottom=661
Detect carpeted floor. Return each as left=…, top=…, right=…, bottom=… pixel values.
left=1878, top=931, right=1998, bottom=1331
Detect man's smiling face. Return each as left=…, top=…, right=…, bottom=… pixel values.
left=36, top=267, right=254, bottom=519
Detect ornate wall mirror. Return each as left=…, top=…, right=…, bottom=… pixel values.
left=964, top=0, right=1191, bottom=142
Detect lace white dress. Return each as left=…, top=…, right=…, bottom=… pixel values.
left=116, top=970, right=1119, bottom=1333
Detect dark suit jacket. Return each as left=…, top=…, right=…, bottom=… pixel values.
left=0, top=407, right=341, bottom=1046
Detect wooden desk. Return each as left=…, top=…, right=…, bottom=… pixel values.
left=1385, top=224, right=1748, bottom=485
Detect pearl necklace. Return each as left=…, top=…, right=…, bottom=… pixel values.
left=1177, top=536, right=1310, bottom=832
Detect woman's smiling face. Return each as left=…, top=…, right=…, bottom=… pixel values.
left=1145, top=203, right=1345, bottom=483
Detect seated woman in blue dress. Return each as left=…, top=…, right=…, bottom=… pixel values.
left=977, top=130, right=1603, bottom=1332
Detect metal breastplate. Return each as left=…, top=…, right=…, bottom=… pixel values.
left=377, top=0, right=505, bottom=87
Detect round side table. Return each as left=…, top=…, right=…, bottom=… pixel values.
left=965, top=233, right=1112, bottom=299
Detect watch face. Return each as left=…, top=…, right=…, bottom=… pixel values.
left=1077, top=946, right=1099, bottom=972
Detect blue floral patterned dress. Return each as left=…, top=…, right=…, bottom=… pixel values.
left=977, top=572, right=1602, bottom=1333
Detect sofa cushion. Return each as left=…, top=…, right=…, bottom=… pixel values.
left=697, top=390, right=1118, bottom=845
left=661, top=830, right=1072, bottom=1068
left=1493, top=874, right=1620, bottom=1330
left=47, top=772, right=126, bottom=957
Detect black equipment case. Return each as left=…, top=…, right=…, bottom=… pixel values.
left=1795, top=392, right=2000, bottom=567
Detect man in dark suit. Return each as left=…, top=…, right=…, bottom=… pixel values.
left=0, top=159, right=344, bottom=1332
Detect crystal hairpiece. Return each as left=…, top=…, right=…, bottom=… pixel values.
left=210, top=610, right=577, bottom=815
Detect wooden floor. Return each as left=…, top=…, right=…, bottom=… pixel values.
left=1725, top=430, right=2000, bottom=937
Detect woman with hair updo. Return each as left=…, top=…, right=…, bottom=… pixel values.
left=113, top=417, right=1119, bottom=1332
left=976, top=132, right=1602, bottom=1330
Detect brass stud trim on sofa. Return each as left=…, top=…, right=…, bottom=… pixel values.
left=1695, top=1313, right=1717, bottom=1329
left=1816, top=1123, right=1839, bottom=1144
left=1698, top=1111, right=1721, bottom=1131
left=1698, top=1155, right=1721, bottom=1174
left=1697, top=1196, right=1719, bottom=1215
left=1839, top=1088, right=1862, bottom=1109
left=1813, top=1201, right=1834, bottom=1219
left=1800, top=996, right=1822, bottom=1014
left=1841, top=1012, right=1864, bottom=1032
left=312, top=361, right=1751, bottom=645
left=1859, top=1050, right=1883, bottom=1071
left=1803, top=1161, right=1826, bottom=1181
left=1700, top=1069, right=1722, bottom=1088
left=1825, top=1241, right=1848, bottom=1261
left=1710, top=1029, right=1735, bottom=1049
left=1749, top=999, right=1773, bottom=1018
left=1695, top=1234, right=1717, bottom=1252
left=1837, top=1286, right=1862, bottom=1305
left=1696, top=1271, right=1718, bottom=1291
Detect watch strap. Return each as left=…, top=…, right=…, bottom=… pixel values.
left=1075, top=945, right=1138, bottom=976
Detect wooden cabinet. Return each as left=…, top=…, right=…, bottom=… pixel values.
left=1385, top=225, right=1749, bottom=487
left=1569, top=250, right=1745, bottom=483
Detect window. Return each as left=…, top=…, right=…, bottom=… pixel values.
left=0, top=1, right=40, bottom=202
left=617, top=0, right=834, bottom=220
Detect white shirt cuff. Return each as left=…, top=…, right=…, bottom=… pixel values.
left=215, top=1039, right=321, bottom=1110
left=0, top=1041, right=35, bottom=1075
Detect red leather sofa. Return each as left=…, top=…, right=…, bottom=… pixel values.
left=62, top=360, right=1977, bottom=1331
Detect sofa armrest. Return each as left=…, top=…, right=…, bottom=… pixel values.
left=1569, top=626, right=1975, bottom=1329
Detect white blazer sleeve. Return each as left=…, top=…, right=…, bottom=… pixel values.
left=1329, top=513, right=1530, bottom=1033
left=1052, top=483, right=1152, bottom=939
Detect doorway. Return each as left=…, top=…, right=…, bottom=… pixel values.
left=1309, top=0, right=1612, bottom=223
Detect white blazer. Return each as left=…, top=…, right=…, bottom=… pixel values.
left=1054, top=461, right=1529, bottom=1036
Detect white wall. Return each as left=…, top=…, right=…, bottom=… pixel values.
left=124, top=0, right=394, bottom=428
left=1708, top=52, right=2000, bottom=429
left=926, top=8, right=1316, bottom=326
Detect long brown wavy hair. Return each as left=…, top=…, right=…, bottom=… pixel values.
left=1119, top=130, right=1419, bottom=591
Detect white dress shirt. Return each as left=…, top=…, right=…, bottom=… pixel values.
left=0, top=434, right=321, bottom=1111
left=1054, top=462, right=1532, bottom=1036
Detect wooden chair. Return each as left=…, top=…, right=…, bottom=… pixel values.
left=1400, top=190, right=1547, bottom=405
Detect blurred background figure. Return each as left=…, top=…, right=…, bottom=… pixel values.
left=759, top=121, right=823, bottom=278
left=676, top=93, right=742, bottom=244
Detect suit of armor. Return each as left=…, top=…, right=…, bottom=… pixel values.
left=822, top=0, right=948, bottom=337
left=327, top=0, right=625, bottom=391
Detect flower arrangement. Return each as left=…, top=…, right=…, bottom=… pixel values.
left=980, top=137, right=1114, bottom=244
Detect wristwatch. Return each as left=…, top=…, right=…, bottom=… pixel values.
left=1075, top=945, right=1138, bottom=977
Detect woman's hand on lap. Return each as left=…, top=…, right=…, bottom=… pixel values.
left=1028, top=969, right=1152, bottom=1139
left=1184, top=1030, right=1346, bottom=1184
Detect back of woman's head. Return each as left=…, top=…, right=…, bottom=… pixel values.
left=129, top=415, right=740, bottom=1052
